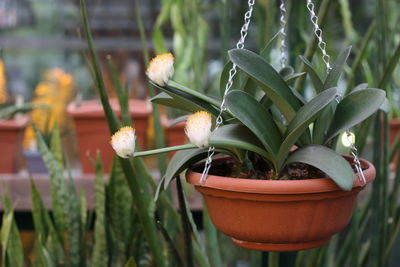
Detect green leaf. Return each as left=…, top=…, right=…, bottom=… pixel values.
left=150, top=92, right=198, bottom=114
left=323, top=47, right=352, bottom=90
left=299, top=55, right=323, bottom=93
left=260, top=31, right=281, bottom=60
left=50, top=125, right=63, bottom=170
left=229, top=49, right=300, bottom=121
left=277, top=88, right=337, bottom=168
left=351, top=83, right=368, bottom=93
left=285, top=72, right=307, bottom=83
left=92, top=154, right=108, bottom=267
left=325, top=88, right=386, bottom=142
left=124, top=258, right=138, bottom=267
left=225, top=90, right=282, bottom=158
left=209, top=124, right=272, bottom=162
left=151, top=83, right=220, bottom=117
left=219, top=61, right=245, bottom=97
left=285, top=145, right=354, bottom=190
left=163, top=148, right=209, bottom=190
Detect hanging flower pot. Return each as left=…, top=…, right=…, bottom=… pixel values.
left=68, top=99, right=151, bottom=173
left=0, top=116, right=28, bottom=173
left=186, top=156, right=375, bottom=251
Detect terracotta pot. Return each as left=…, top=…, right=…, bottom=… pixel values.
left=161, top=117, right=187, bottom=157
left=186, top=156, right=375, bottom=252
left=390, top=118, right=400, bottom=171
left=0, top=116, right=29, bottom=173
left=68, top=99, right=151, bottom=174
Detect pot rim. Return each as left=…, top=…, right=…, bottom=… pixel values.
left=0, top=115, right=29, bottom=129
left=186, top=155, right=375, bottom=194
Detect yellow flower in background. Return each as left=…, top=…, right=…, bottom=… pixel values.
left=146, top=53, right=174, bottom=86
left=110, top=126, right=136, bottom=158
left=24, top=68, right=75, bottom=148
left=0, top=59, right=8, bottom=104
left=185, top=111, right=212, bottom=147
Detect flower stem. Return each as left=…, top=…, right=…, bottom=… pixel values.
left=134, top=144, right=197, bottom=157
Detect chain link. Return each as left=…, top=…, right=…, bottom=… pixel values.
left=200, top=0, right=255, bottom=186
left=279, top=0, right=287, bottom=68
left=306, top=0, right=332, bottom=73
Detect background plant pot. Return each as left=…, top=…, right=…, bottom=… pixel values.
left=24, top=150, right=48, bottom=174
left=186, top=156, right=375, bottom=252
left=161, top=117, right=187, bottom=157
left=68, top=99, right=151, bottom=174
left=390, top=118, right=400, bottom=171
left=0, top=116, right=29, bottom=173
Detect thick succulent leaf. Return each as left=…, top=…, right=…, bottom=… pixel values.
left=325, top=88, right=386, bottom=142
left=150, top=85, right=220, bottom=117
left=210, top=124, right=272, bottom=161
left=323, top=47, right=352, bottom=90
left=277, top=88, right=337, bottom=167
left=163, top=148, right=235, bottom=190
left=229, top=49, right=300, bottom=121
left=285, top=145, right=354, bottom=191
left=151, top=92, right=196, bottom=114
left=351, top=83, right=368, bottom=93
left=299, top=55, right=323, bottom=92
left=166, top=115, right=189, bottom=127
left=312, top=103, right=335, bottom=144
left=285, top=72, right=306, bottom=83
left=225, top=90, right=282, bottom=157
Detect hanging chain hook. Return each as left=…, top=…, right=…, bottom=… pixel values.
left=279, top=0, right=288, bottom=69
left=306, top=0, right=332, bottom=73
left=200, top=0, right=256, bottom=186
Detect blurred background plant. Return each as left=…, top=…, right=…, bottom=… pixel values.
left=24, top=68, right=75, bottom=149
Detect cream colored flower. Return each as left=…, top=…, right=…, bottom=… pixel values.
left=146, top=53, right=174, bottom=86
left=110, top=126, right=136, bottom=158
left=185, top=111, right=212, bottom=147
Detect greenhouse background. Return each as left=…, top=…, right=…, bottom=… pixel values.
left=0, top=0, right=399, bottom=266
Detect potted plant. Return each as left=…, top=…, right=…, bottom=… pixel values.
left=0, top=104, right=32, bottom=173
left=110, top=41, right=386, bottom=252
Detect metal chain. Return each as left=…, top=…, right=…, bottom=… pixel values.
left=306, top=0, right=332, bottom=73
left=308, top=0, right=364, bottom=185
left=279, top=0, right=288, bottom=68
left=200, top=0, right=255, bottom=186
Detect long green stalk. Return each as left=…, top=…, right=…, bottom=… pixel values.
left=80, top=1, right=166, bottom=266
left=268, top=252, right=279, bottom=267
left=176, top=177, right=194, bottom=267
left=133, top=0, right=168, bottom=174
left=135, top=144, right=197, bottom=157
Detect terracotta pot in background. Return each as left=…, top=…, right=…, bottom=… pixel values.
left=161, top=117, right=187, bottom=157
left=68, top=99, right=151, bottom=174
left=390, top=118, right=400, bottom=171
left=0, top=116, right=29, bottom=173
left=186, top=156, right=375, bottom=252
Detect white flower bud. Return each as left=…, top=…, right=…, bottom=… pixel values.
left=146, top=53, right=174, bottom=86
left=110, top=126, right=136, bottom=158
left=185, top=111, right=212, bottom=148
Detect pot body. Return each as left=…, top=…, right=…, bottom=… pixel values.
left=68, top=99, right=151, bottom=173
left=0, top=116, right=28, bottom=173
left=390, top=118, right=400, bottom=171
left=162, top=117, right=187, bottom=157
left=186, top=156, right=375, bottom=251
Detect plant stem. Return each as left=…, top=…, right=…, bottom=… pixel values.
left=133, top=0, right=168, bottom=174
left=176, top=177, right=194, bottom=267
left=135, top=144, right=197, bottom=157
left=268, top=252, right=279, bottom=267
left=80, top=2, right=166, bottom=266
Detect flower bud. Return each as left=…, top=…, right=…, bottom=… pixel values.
left=110, top=126, right=136, bottom=158
left=185, top=111, right=212, bottom=148
left=146, top=53, right=174, bottom=86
